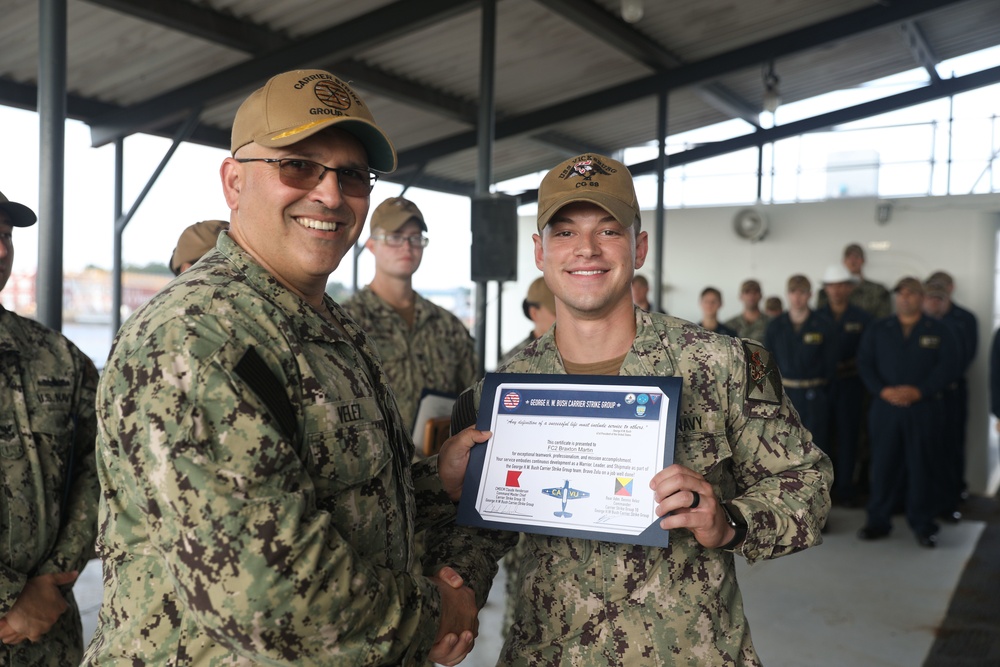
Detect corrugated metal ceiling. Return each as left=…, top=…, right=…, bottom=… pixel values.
left=1, top=0, right=998, bottom=197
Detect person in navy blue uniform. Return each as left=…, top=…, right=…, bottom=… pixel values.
left=817, top=264, right=872, bottom=507
left=765, top=274, right=836, bottom=453
left=925, top=271, right=977, bottom=521
left=857, top=277, right=961, bottom=548
left=991, top=326, right=1000, bottom=426
left=697, top=287, right=738, bottom=337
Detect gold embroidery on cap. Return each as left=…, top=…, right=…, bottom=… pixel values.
left=271, top=120, right=330, bottom=140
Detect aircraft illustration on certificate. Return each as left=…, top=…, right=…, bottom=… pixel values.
left=542, top=480, right=590, bottom=518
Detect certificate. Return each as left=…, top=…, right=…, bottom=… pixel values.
left=457, top=373, right=682, bottom=548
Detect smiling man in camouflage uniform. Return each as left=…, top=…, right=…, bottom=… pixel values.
left=0, top=191, right=99, bottom=663
left=455, top=154, right=832, bottom=665
left=84, top=70, right=498, bottom=666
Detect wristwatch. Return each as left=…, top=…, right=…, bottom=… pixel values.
left=720, top=503, right=748, bottom=551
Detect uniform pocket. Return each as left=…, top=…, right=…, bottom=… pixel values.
left=303, top=398, right=390, bottom=489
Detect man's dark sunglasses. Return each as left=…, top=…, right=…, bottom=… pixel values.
left=236, top=158, right=378, bottom=196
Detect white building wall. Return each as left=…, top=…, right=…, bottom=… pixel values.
left=496, top=193, right=1000, bottom=495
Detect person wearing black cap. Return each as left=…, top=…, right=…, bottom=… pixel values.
left=857, top=277, right=960, bottom=548
left=0, top=191, right=100, bottom=664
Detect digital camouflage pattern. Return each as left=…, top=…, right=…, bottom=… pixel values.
left=722, top=313, right=770, bottom=343
left=479, top=308, right=832, bottom=666
left=84, top=233, right=499, bottom=666
left=499, top=333, right=537, bottom=368
left=0, top=306, right=99, bottom=666
left=343, top=286, right=478, bottom=437
left=818, top=279, right=892, bottom=320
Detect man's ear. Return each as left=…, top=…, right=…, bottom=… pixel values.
left=533, top=233, right=544, bottom=271
left=220, top=158, right=243, bottom=211
left=634, top=230, right=649, bottom=270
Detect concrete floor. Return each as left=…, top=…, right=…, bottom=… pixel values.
left=76, top=506, right=983, bottom=666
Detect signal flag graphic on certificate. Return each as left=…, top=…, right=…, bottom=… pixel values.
left=506, top=470, right=522, bottom=487
left=615, top=477, right=634, bottom=496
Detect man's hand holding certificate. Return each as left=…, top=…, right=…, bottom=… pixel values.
left=457, top=373, right=682, bottom=548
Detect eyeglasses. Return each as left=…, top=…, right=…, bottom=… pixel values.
left=236, top=158, right=378, bottom=197
left=373, top=233, right=429, bottom=248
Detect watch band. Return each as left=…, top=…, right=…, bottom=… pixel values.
left=720, top=503, right=748, bottom=551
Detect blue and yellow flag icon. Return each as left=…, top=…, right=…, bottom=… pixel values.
left=615, top=477, right=633, bottom=496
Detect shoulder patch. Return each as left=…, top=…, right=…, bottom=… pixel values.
left=742, top=340, right=782, bottom=405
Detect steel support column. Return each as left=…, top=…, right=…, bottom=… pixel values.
left=474, top=0, right=497, bottom=376
left=37, top=0, right=67, bottom=330
left=653, top=91, right=667, bottom=314
left=112, top=111, right=200, bottom=332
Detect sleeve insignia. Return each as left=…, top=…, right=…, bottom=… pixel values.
left=743, top=340, right=782, bottom=405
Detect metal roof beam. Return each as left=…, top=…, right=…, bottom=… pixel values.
left=82, top=0, right=285, bottom=51
left=529, top=130, right=615, bottom=157
left=398, top=0, right=969, bottom=170
left=534, top=0, right=760, bottom=125
left=509, top=65, right=1000, bottom=203
left=88, top=0, right=480, bottom=147
left=629, top=65, right=1000, bottom=171
left=900, top=20, right=942, bottom=83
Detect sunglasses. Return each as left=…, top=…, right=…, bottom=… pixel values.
left=236, top=158, right=378, bottom=197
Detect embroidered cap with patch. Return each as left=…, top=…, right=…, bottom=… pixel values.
left=536, top=153, right=641, bottom=231
left=230, top=69, right=396, bottom=172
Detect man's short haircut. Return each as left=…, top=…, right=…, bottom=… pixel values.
left=740, top=279, right=762, bottom=293
left=844, top=243, right=865, bottom=260
left=700, top=286, right=722, bottom=301
left=787, top=274, right=811, bottom=293
left=632, top=275, right=649, bottom=288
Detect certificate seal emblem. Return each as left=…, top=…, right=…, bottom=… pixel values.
left=502, top=391, right=521, bottom=410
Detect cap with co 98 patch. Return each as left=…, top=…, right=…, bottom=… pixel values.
left=536, top=154, right=640, bottom=232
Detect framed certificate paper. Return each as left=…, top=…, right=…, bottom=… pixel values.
left=457, top=373, right=682, bottom=548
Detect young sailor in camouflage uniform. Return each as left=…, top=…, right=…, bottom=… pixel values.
left=344, top=197, right=478, bottom=439
left=0, top=191, right=100, bottom=664
left=454, top=154, right=832, bottom=665
left=84, top=70, right=496, bottom=667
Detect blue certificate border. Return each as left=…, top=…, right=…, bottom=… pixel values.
left=457, top=372, right=683, bottom=548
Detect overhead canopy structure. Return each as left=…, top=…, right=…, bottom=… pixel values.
left=3, top=0, right=999, bottom=197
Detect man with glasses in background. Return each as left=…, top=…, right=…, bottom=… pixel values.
left=345, top=197, right=478, bottom=448
left=85, top=69, right=497, bottom=666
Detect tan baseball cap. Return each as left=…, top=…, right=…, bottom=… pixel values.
left=526, top=277, right=556, bottom=314
left=370, top=196, right=427, bottom=234
left=0, top=190, right=37, bottom=227
left=170, top=220, right=228, bottom=275
left=231, top=69, right=397, bottom=173
left=893, top=276, right=924, bottom=295
left=536, top=154, right=640, bottom=232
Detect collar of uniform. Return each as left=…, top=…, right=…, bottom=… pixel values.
left=356, top=286, right=435, bottom=327
left=629, top=306, right=677, bottom=377
left=214, top=232, right=348, bottom=343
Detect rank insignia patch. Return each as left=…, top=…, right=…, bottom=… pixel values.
left=743, top=340, right=782, bottom=405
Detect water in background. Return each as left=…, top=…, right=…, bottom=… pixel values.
left=63, top=322, right=114, bottom=370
